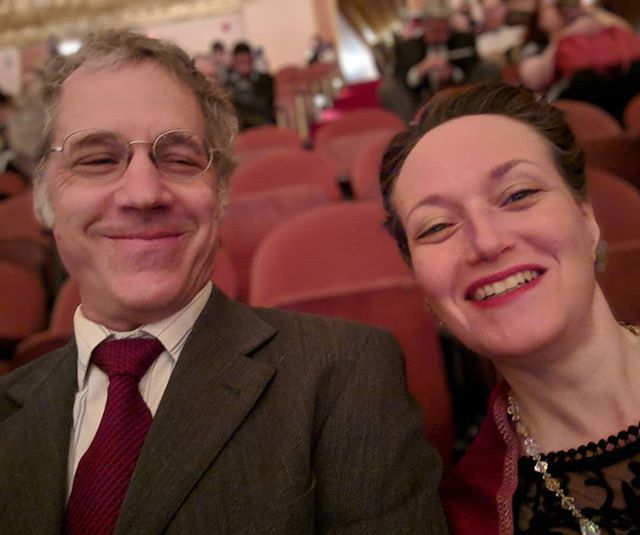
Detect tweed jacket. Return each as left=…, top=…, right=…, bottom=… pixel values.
left=0, top=288, right=448, bottom=534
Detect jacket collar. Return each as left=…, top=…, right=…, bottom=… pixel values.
left=114, top=288, right=278, bottom=534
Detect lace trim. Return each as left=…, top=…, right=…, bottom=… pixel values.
left=541, top=421, right=640, bottom=466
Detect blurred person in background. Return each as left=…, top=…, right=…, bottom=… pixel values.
left=519, top=0, right=640, bottom=120
left=226, top=41, right=275, bottom=130
left=475, top=0, right=526, bottom=67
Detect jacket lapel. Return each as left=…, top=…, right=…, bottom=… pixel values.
left=116, top=290, right=278, bottom=534
left=0, top=342, right=77, bottom=533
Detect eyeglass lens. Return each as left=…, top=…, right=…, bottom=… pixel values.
left=63, top=130, right=211, bottom=180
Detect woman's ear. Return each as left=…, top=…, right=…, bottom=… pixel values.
left=580, top=200, right=601, bottom=261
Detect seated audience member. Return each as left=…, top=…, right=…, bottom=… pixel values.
left=193, top=53, right=219, bottom=86
left=519, top=0, right=640, bottom=120
left=210, top=40, right=229, bottom=85
left=226, top=41, right=275, bottom=130
left=475, top=0, right=526, bottom=67
left=0, top=30, right=448, bottom=534
left=392, top=4, right=495, bottom=113
left=380, top=82, right=640, bottom=534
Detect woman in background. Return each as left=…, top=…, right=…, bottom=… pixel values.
left=380, top=82, right=640, bottom=534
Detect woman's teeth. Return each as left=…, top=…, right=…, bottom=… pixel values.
left=472, top=270, right=541, bottom=301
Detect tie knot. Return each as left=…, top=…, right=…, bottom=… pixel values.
left=92, top=338, right=164, bottom=381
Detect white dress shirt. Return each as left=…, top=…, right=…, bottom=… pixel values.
left=66, top=282, right=212, bottom=494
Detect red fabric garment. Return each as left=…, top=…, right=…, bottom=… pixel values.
left=556, top=26, right=640, bottom=80
left=441, top=381, right=520, bottom=534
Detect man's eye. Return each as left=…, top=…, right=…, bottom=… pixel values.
left=503, top=188, right=540, bottom=205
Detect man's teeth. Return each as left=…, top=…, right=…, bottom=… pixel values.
left=472, top=270, right=541, bottom=301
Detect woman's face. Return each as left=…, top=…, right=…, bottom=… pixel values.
left=393, top=115, right=600, bottom=360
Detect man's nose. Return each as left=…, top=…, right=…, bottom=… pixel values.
left=113, top=148, right=174, bottom=211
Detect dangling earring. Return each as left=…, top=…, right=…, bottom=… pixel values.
left=595, top=239, right=608, bottom=272
left=424, top=299, right=444, bottom=329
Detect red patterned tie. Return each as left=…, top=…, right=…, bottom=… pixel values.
left=65, top=337, right=164, bottom=535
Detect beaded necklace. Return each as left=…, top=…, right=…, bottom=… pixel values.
left=507, top=324, right=640, bottom=535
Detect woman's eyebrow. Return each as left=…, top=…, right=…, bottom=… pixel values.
left=488, top=159, right=536, bottom=181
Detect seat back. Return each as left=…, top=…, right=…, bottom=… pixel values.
left=587, top=167, right=640, bottom=243
left=250, top=202, right=453, bottom=465
left=583, top=134, right=640, bottom=191
left=351, top=130, right=397, bottom=201
left=623, top=92, right=640, bottom=136
left=234, top=125, right=301, bottom=162
left=314, top=109, right=404, bottom=176
left=553, top=99, right=622, bottom=145
left=0, top=171, right=27, bottom=201
left=0, top=260, right=47, bottom=355
left=221, top=185, right=331, bottom=301
left=230, top=148, right=341, bottom=201
left=0, top=190, right=50, bottom=244
left=597, top=240, right=640, bottom=324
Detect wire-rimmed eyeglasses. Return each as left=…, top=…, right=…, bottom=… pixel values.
left=47, top=128, right=214, bottom=181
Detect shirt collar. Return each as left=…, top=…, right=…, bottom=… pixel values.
left=73, top=282, right=212, bottom=389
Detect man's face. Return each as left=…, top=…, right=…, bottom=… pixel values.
left=44, top=61, right=221, bottom=331
left=232, top=52, right=253, bottom=77
left=423, top=18, right=451, bottom=46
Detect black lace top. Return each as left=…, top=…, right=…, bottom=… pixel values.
left=513, top=422, right=640, bottom=533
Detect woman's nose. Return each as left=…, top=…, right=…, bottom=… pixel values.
left=465, top=212, right=514, bottom=264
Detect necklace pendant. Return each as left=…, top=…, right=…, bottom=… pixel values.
left=579, top=518, right=601, bottom=535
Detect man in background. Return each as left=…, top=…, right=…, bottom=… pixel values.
left=393, top=4, right=493, bottom=112
left=226, top=41, right=275, bottom=130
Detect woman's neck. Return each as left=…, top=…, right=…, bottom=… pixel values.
left=495, top=292, right=640, bottom=453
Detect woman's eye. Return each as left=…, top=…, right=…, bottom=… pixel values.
left=503, top=188, right=541, bottom=205
left=417, top=222, right=451, bottom=240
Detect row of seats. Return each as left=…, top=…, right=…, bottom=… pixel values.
left=553, top=98, right=640, bottom=191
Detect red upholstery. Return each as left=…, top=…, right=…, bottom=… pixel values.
left=221, top=185, right=331, bottom=301
left=0, top=190, right=50, bottom=244
left=623, top=92, right=640, bottom=137
left=596, top=240, right=640, bottom=324
left=229, top=148, right=341, bottom=201
left=351, top=130, right=397, bottom=201
left=587, top=167, right=640, bottom=243
left=314, top=109, right=404, bottom=176
left=315, top=108, right=404, bottom=144
left=275, top=65, right=309, bottom=95
left=0, top=359, right=12, bottom=376
left=234, top=125, right=301, bottom=162
left=583, top=134, right=640, bottom=191
left=0, top=238, right=52, bottom=274
left=211, top=245, right=238, bottom=298
left=0, top=171, right=26, bottom=200
left=0, top=260, right=47, bottom=356
left=249, top=202, right=454, bottom=466
left=12, top=331, right=73, bottom=368
left=553, top=99, right=622, bottom=146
